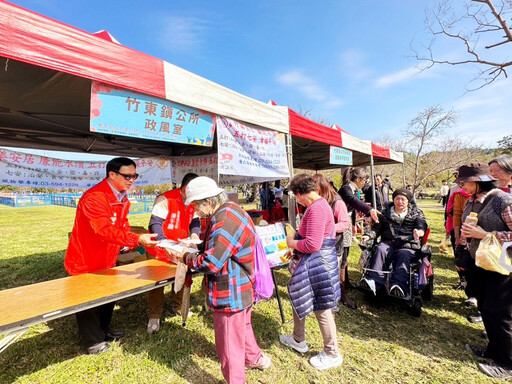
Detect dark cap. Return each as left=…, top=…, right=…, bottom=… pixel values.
left=455, top=163, right=496, bottom=183
left=392, top=188, right=413, bottom=202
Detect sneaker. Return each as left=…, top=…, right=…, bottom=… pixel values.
left=147, top=318, right=160, bottom=334
left=478, top=362, right=512, bottom=379
left=246, top=352, right=271, bottom=370
left=467, top=312, right=483, bottom=324
left=464, top=297, right=478, bottom=308
left=390, top=285, right=405, bottom=297
left=359, top=278, right=376, bottom=296
left=279, top=334, right=308, bottom=354
left=87, top=341, right=110, bottom=355
left=465, top=343, right=490, bottom=359
left=309, top=350, right=343, bottom=370
left=105, top=330, right=124, bottom=342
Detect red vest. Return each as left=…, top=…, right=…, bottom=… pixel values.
left=147, top=188, right=195, bottom=261
left=161, top=188, right=195, bottom=241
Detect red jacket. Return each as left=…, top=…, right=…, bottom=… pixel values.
left=65, top=179, right=140, bottom=275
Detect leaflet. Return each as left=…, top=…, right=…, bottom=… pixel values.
left=178, top=237, right=203, bottom=246
left=157, top=240, right=199, bottom=254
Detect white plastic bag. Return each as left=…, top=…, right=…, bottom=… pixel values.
left=174, top=261, right=188, bottom=293
left=499, top=241, right=512, bottom=273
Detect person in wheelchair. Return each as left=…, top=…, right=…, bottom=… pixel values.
left=359, top=188, right=427, bottom=298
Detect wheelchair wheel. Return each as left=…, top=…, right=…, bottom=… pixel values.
left=411, top=297, right=422, bottom=317
left=421, top=274, right=434, bottom=302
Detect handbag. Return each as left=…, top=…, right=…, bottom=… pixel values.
left=252, top=234, right=274, bottom=302
left=475, top=233, right=510, bottom=275
left=231, top=234, right=274, bottom=302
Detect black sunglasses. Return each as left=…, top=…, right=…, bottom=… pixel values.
left=113, top=171, right=139, bottom=181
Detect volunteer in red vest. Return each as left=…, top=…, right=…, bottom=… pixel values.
left=146, top=173, right=200, bottom=334
left=65, top=157, right=158, bottom=355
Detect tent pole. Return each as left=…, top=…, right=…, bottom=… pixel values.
left=402, top=161, right=406, bottom=188
left=369, top=154, right=376, bottom=210
left=286, top=133, right=297, bottom=229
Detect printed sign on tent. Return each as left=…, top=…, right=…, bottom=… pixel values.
left=90, top=81, right=216, bottom=147
left=172, top=155, right=218, bottom=183
left=216, top=116, right=290, bottom=178
left=329, top=146, right=353, bottom=165
left=0, top=148, right=172, bottom=189
left=171, top=155, right=286, bottom=187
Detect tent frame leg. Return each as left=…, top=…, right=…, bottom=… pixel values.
left=0, top=328, right=27, bottom=354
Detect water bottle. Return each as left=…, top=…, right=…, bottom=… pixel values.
left=413, top=273, right=419, bottom=289
left=464, top=212, right=478, bottom=244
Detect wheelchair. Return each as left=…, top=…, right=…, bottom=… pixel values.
left=356, top=228, right=434, bottom=317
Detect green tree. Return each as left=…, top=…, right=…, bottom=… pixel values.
left=498, top=134, right=512, bottom=154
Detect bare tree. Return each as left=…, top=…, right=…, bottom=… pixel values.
left=411, top=137, right=481, bottom=189
left=405, top=105, right=458, bottom=190
left=371, top=112, right=485, bottom=195
left=295, top=103, right=332, bottom=126
left=414, top=0, right=512, bottom=89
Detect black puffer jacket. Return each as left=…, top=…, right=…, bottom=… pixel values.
left=366, top=202, right=427, bottom=248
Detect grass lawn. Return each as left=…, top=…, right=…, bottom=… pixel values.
left=0, top=202, right=501, bottom=383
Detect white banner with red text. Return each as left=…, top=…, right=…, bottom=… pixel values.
left=0, top=146, right=287, bottom=190
left=0, top=148, right=172, bottom=189
left=216, top=116, right=290, bottom=179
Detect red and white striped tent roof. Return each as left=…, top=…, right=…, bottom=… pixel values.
left=272, top=101, right=403, bottom=169
left=331, top=124, right=404, bottom=165
left=0, top=1, right=288, bottom=158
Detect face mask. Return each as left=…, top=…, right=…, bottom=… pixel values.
left=197, top=209, right=211, bottom=219
left=196, top=202, right=214, bottom=218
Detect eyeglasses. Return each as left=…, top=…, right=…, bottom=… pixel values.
left=113, top=171, right=139, bottom=181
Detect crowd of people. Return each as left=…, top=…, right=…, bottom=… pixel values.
left=64, top=155, right=512, bottom=382
left=440, top=156, right=512, bottom=380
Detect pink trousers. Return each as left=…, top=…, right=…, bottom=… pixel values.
left=212, top=306, right=262, bottom=384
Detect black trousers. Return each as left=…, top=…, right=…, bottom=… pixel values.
left=463, top=261, right=480, bottom=299
left=476, top=268, right=512, bottom=369
left=75, top=302, right=115, bottom=349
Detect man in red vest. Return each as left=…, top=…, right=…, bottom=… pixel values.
left=65, top=157, right=158, bottom=354
left=146, top=173, right=200, bottom=333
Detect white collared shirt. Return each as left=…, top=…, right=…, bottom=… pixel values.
left=107, top=180, right=127, bottom=202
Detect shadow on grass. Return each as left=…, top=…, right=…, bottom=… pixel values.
left=116, top=282, right=284, bottom=384
left=0, top=285, right=224, bottom=383
left=0, top=316, right=82, bottom=382
left=270, top=261, right=485, bottom=367
left=119, top=294, right=223, bottom=384
left=0, top=255, right=285, bottom=383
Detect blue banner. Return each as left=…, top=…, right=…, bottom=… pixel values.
left=90, top=82, right=215, bottom=146
left=330, top=146, right=353, bottom=165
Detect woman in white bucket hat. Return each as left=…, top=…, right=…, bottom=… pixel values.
left=169, top=176, right=271, bottom=383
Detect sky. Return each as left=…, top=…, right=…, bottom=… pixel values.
left=6, top=0, right=512, bottom=160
